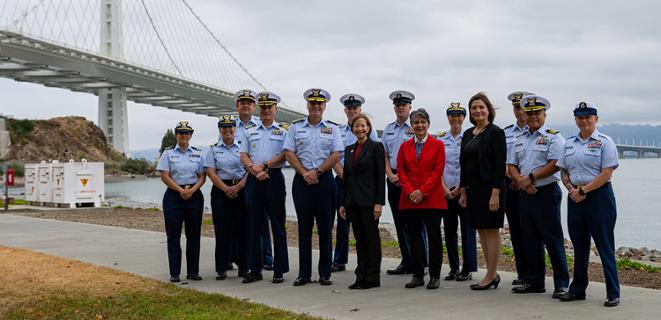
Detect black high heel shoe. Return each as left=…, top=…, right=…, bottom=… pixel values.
left=470, top=274, right=500, bottom=290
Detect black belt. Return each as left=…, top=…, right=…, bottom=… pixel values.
left=222, top=179, right=240, bottom=186
left=178, top=184, right=193, bottom=189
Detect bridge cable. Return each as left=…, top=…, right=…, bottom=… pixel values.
left=180, top=0, right=268, bottom=91
left=139, top=0, right=184, bottom=77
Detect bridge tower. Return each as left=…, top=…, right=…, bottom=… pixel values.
left=98, top=0, right=129, bottom=154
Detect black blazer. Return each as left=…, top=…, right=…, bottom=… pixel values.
left=460, top=123, right=506, bottom=189
left=341, top=139, right=386, bottom=208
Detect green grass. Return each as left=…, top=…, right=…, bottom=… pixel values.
left=383, top=240, right=400, bottom=248
left=617, top=258, right=661, bottom=273
left=202, top=218, right=214, bottom=225
left=4, top=287, right=320, bottom=320
left=0, top=198, right=28, bottom=206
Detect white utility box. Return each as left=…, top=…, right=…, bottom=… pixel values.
left=24, top=163, right=38, bottom=201
left=37, top=161, right=53, bottom=202
left=51, top=159, right=104, bottom=208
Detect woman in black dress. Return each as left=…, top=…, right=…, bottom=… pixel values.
left=459, top=92, right=506, bottom=290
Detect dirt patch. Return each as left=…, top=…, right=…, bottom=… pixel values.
left=10, top=208, right=661, bottom=290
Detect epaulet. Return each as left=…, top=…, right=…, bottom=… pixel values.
left=292, top=118, right=305, bottom=124
left=191, top=146, right=201, bottom=151
left=546, top=129, right=560, bottom=135
left=325, top=119, right=339, bottom=126
left=504, top=124, right=514, bottom=130
left=279, top=122, right=290, bottom=130
left=164, top=145, right=174, bottom=150
left=246, top=123, right=257, bottom=129
left=210, top=142, right=218, bottom=147
left=438, top=131, right=447, bottom=137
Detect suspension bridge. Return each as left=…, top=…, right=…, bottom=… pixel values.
left=0, top=0, right=304, bottom=153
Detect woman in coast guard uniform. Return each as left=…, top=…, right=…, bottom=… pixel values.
left=205, top=115, right=250, bottom=281
left=157, top=121, right=206, bottom=283
left=556, top=102, right=621, bottom=307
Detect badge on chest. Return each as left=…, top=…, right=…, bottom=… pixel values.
left=321, top=127, right=333, bottom=134
left=535, top=137, right=549, bottom=145
left=587, top=140, right=602, bottom=149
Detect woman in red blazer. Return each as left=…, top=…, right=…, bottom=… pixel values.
left=397, top=108, right=447, bottom=290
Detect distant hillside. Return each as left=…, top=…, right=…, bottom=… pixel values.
left=3, top=116, right=125, bottom=163
left=549, top=124, right=661, bottom=146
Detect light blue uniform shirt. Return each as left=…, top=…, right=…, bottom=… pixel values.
left=236, top=115, right=261, bottom=137
left=504, top=123, right=528, bottom=157
left=507, top=125, right=565, bottom=187
left=239, top=121, right=288, bottom=168
left=204, top=138, right=246, bottom=180
left=283, top=117, right=344, bottom=171
left=437, top=130, right=463, bottom=189
left=337, top=123, right=379, bottom=167
left=556, top=129, right=619, bottom=185
left=381, top=119, right=414, bottom=170
left=156, top=144, right=205, bottom=185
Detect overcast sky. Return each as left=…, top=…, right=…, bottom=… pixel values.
left=1, top=0, right=660, bottom=150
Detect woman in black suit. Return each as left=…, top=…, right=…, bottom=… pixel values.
left=339, top=113, right=386, bottom=290
left=458, top=92, right=507, bottom=290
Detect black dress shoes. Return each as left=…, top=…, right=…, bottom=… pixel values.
left=387, top=264, right=411, bottom=275
left=444, top=270, right=458, bottom=281
left=604, top=297, right=620, bottom=307
left=272, top=275, right=285, bottom=284
left=512, top=277, right=526, bottom=286
left=456, top=272, right=472, bottom=281
left=238, top=270, right=250, bottom=278
left=362, top=281, right=380, bottom=289
left=293, top=277, right=311, bottom=286
left=319, top=276, right=333, bottom=286
left=294, top=277, right=312, bottom=287
left=170, top=276, right=180, bottom=283
left=215, top=272, right=227, bottom=280
left=426, top=278, right=440, bottom=289
left=470, top=274, right=501, bottom=290
left=348, top=281, right=363, bottom=290
left=242, top=273, right=263, bottom=284
left=511, top=283, right=546, bottom=294
left=186, top=274, right=203, bottom=281
left=552, top=287, right=569, bottom=299
left=405, top=277, right=425, bottom=288
left=559, top=292, right=586, bottom=302
left=331, top=263, right=346, bottom=272
left=263, top=264, right=274, bottom=271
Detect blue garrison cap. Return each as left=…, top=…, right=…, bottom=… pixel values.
left=304, top=88, right=330, bottom=103
left=174, top=120, right=194, bottom=134
left=339, top=93, right=365, bottom=108
left=389, top=90, right=415, bottom=105
left=508, top=91, right=535, bottom=108
left=257, top=91, right=281, bottom=106
left=521, top=95, right=551, bottom=112
left=573, top=101, right=598, bottom=116
left=446, top=102, right=466, bottom=116
left=217, top=115, right=237, bottom=128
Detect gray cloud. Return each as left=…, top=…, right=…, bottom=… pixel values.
left=1, top=0, right=660, bottom=150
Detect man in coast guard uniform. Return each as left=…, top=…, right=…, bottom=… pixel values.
left=504, top=90, right=534, bottom=286
left=556, top=102, right=621, bottom=307
left=382, top=90, right=427, bottom=275
left=234, top=89, right=274, bottom=272
left=239, top=91, right=290, bottom=284
left=331, top=93, right=379, bottom=273
left=284, top=88, right=344, bottom=286
left=507, top=95, right=569, bottom=298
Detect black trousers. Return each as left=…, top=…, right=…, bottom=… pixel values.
left=162, top=188, right=203, bottom=277
left=347, top=205, right=382, bottom=283
left=444, top=198, right=477, bottom=273
left=405, top=209, right=444, bottom=278
left=505, top=177, right=527, bottom=279
left=210, top=185, right=248, bottom=273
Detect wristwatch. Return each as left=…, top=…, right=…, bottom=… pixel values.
left=578, top=186, right=586, bottom=196
left=316, top=168, right=323, bottom=175
left=528, top=173, right=536, bottom=184
left=263, top=161, right=269, bottom=173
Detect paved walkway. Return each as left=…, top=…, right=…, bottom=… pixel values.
left=0, top=214, right=659, bottom=319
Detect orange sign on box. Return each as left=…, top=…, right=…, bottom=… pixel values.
left=80, top=178, right=89, bottom=187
